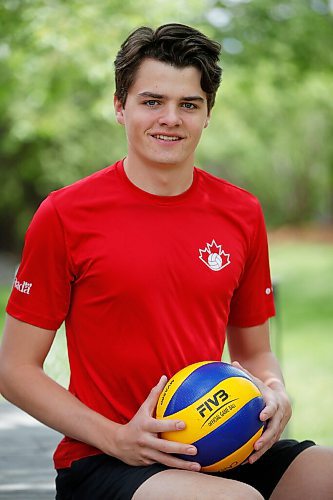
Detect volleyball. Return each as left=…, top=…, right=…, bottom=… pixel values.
left=207, top=252, right=222, bottom=270
left=156, top=361, right=265, bottom=472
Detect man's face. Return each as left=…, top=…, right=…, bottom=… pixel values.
left=114, top=58, right=210, bottom=170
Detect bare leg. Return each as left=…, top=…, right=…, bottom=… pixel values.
left=133, top=469, right=264, bottom=500
left=270, top=446, right=333, bottom=500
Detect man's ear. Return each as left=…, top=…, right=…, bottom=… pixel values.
left=114, top=95, right=125, bottom=125
left=204, top=112, right=211, bottom=129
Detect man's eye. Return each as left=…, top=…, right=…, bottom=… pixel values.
left=182, top=102, right=196, bottom=109
left=144, top=100, right=159, bottom=107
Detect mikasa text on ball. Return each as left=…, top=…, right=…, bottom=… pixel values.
left=156, top=361, right=265, bottom=472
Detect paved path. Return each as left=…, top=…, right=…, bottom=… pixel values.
left=0, top=400, right=61, bottom=500
left=0, top=256, right=65, bottom=499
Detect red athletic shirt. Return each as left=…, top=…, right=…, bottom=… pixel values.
left=6, top=160, right=275, bottom=469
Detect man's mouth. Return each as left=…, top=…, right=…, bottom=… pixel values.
left=152, top=134, right=182, bottom=142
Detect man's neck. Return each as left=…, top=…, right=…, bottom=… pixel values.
left=123, top=156, right=194, bottom=196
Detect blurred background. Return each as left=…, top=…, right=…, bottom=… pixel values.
left=0, top=0, right=332, bottom=447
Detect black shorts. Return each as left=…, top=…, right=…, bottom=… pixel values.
left=55, top=439, right=315, bottom=500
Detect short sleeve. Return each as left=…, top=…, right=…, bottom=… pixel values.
left=228, top=202, right=275, bottom=327
left=6, top=196, right=73, bottom=330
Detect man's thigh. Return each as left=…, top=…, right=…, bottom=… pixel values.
left=219, top=438, right=315, bottom=498
left=135, top=439, right=316, bottom=500
left=270, top=445, right=333, bottom=500
left=56, top=454, right=167, bottom=500
left=56, top=454, right=261, bottom=500
left=56, top=440, right=316, bottom=500
left=133, top=469, right=262, bottom=500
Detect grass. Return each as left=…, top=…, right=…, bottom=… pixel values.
left=0, top=286, right=9, bottom=327
left=269, top=241, right=333, bottom=446
left=0, top=240, right=332, bottom=446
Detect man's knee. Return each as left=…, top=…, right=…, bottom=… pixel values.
left=209, top=479, right=264, bottom=500
left=177, top=476, right=264, bottom=500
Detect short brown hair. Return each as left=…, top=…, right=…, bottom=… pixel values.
left=114, top=23, right=222, bottom=113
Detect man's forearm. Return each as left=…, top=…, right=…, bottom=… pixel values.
left=0, top=363, right=120, bottom=455
left=235, top=350, right=286, bottom=392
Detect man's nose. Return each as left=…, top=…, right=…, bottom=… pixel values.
left=158, top=104, right=182, bottom=127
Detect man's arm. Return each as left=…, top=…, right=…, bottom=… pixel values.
left=0, top=315, right=200, bottom=471
left=0, top=314, right=122, bottom=450
left=226, top=320, right=292, bottom=464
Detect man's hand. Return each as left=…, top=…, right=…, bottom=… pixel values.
left=232, top=361, right=292, bottom=464
left=112, top=376, right=201, bottom=471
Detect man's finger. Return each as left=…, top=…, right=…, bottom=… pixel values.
left=145, top=415, right=186, bottom=434
left=143, top=375, right=168, bottom=414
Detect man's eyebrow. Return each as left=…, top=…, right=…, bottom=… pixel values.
left=138, top=92, right=164, bottom=99
left=137, top=91, right=205, bottom=102
left=182, top=96, right=205, bottom=103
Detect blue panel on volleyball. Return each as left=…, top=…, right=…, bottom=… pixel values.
left=164, top=362, right=252, bottom=416
left=177, top=396, right=265, bottom=466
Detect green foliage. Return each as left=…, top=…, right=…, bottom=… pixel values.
left=197, top=67, right=333, bottom=225
left=198, top=0, right=333, bottom=225
left=0, top=0, right=203, bottom=250
left=0, top=0, right=333, bottom=250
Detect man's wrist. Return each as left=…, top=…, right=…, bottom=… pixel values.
left=265, top=377, right=286, bottom=393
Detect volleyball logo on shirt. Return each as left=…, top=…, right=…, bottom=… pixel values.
left=199, top=240, right=231, bottom=272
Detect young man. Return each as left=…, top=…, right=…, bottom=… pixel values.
left=0, top=23, right=332, bottom=500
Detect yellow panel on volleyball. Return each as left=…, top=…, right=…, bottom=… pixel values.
left=201, top=427, right=263, bottom=472
left=157, top=361, right=212, bottom=412
left=157, top=375, right=262, bottom=444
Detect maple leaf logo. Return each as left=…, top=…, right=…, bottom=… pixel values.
left=199, top=239, right=231, bottom=272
